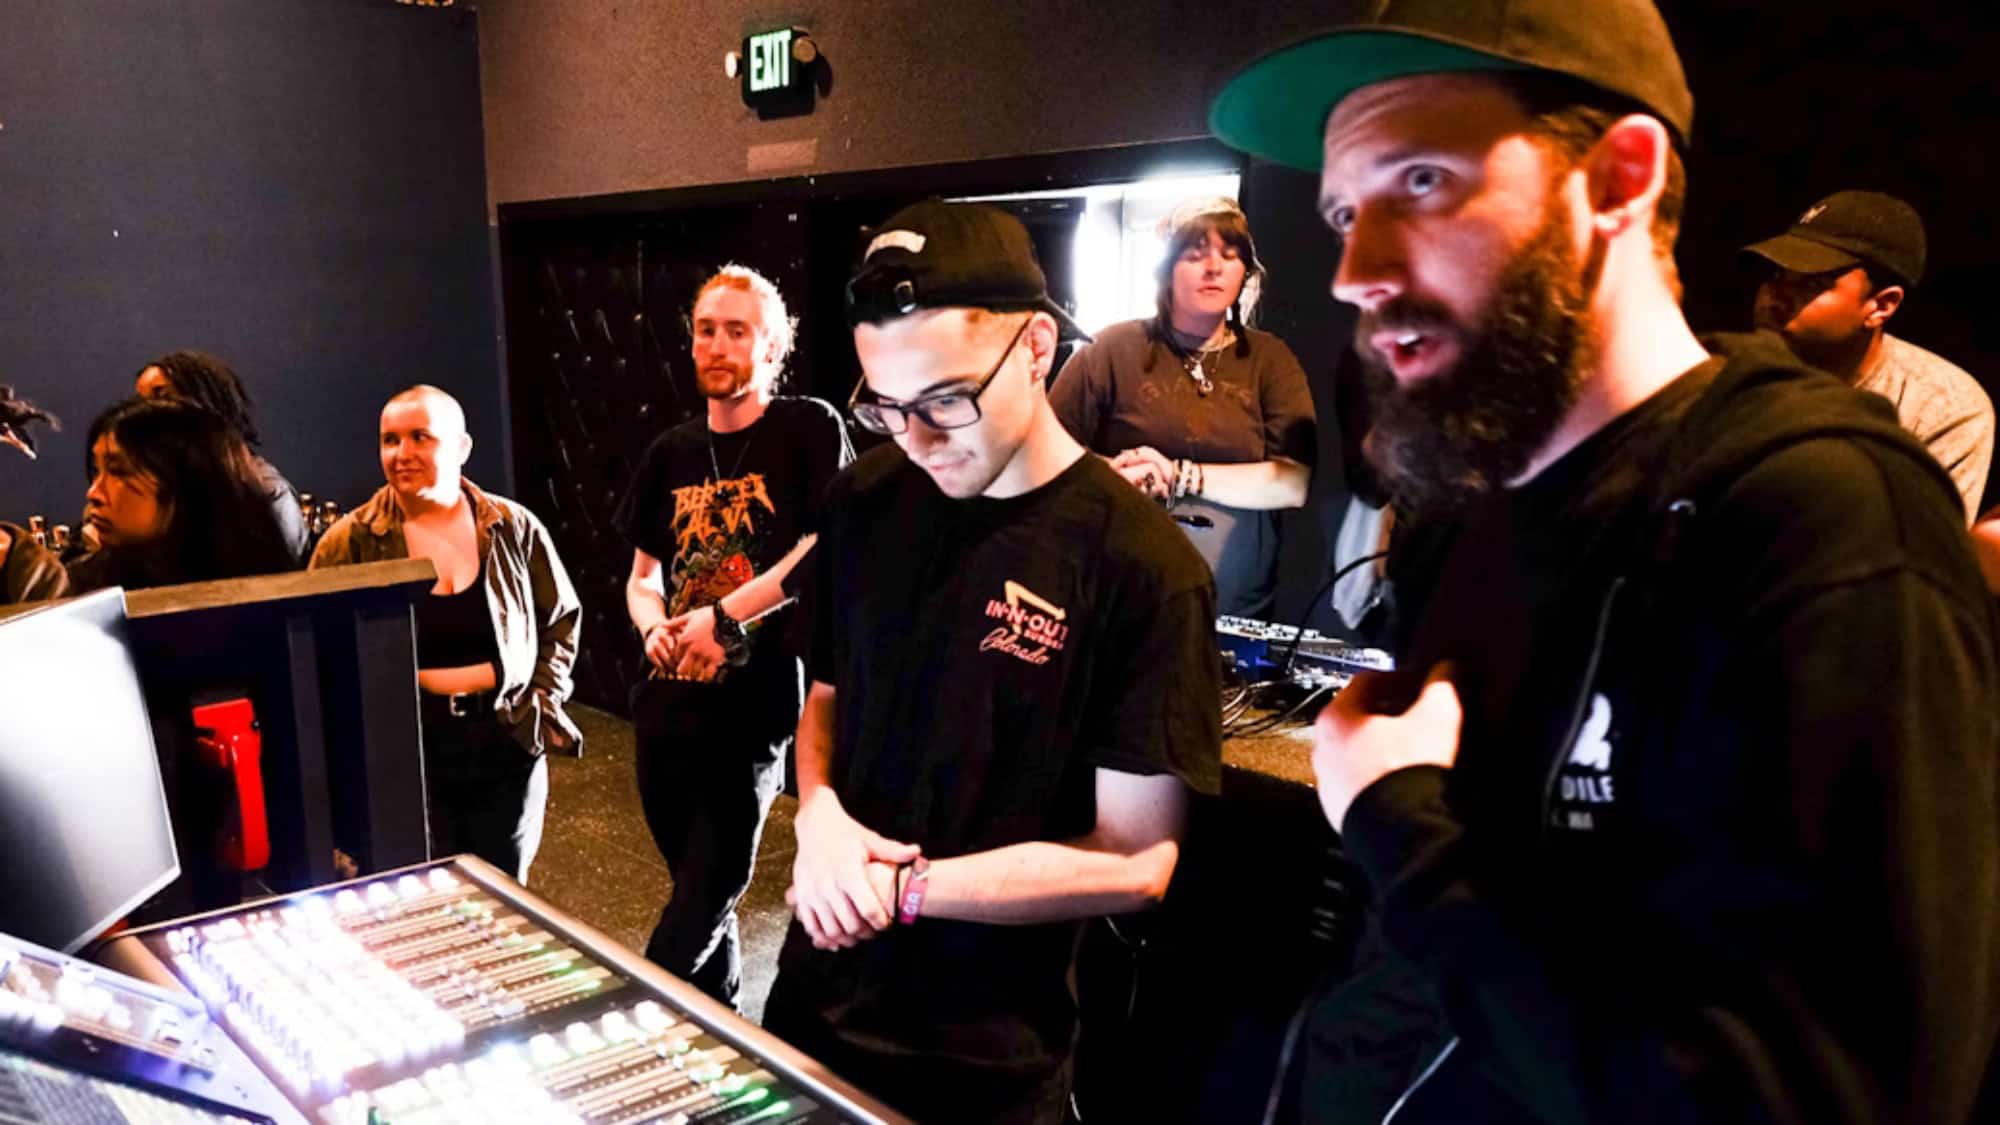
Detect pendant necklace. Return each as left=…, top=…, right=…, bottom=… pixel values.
left=1182, top=329, right=1234, bottom=397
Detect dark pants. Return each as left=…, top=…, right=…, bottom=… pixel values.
left=419, top=693, right=548, bottom=884
left=634, top=728, right=785, bottom=1010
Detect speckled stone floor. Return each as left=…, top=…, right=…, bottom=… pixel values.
left=524, top=704, right=796, bottom=1025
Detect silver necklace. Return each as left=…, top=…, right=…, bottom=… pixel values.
left=1181, top=329, right=1234, bottom=397
left=707, top=423, right=756, bottom=482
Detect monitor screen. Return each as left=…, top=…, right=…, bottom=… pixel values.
left=0, top=589, right=179, bottom=954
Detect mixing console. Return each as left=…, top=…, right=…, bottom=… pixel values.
left=103, top=858, right=902, bottom=1125
left=0, top=931, right=294, bottom=1122
left=1217, top=614, right=1392, bottom=688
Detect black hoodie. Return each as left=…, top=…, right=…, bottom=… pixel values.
left=1331, top=333, right=2000, bottom=1124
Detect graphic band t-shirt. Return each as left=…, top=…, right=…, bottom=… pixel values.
left=613, top=397, right=852, bottom=719
left=766, top=443, right=1223, bottom=1112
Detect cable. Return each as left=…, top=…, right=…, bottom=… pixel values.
left=1275, top=550, right=1389, bottom=678
left=1229, top=683, right=1335, bottom=738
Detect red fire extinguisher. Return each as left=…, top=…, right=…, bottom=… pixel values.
left=191, top=698, right=270, bottom=871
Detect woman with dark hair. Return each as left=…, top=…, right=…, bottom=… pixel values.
left=0, top=385, right=70, bottom=603
left=67, top=396, right=297, bottom=592
left=134, top=350, right=309, bottom=560
left=1050, top=196, right=1318, bottom=616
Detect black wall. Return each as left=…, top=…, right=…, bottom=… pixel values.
left=1665, top=1, right=2000, bottom=498
left=0, top=0, right=498, bottom=525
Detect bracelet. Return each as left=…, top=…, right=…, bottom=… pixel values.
left=1193, top=462, right=1204, bottom=497
left=896, top=856, right=930, bottom=926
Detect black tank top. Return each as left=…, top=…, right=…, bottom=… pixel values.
left=415, top=561, right=500, bottom=671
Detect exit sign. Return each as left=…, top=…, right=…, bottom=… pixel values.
left=738, top=26, right=816, bottom=117
left=746, top=28, right=793, bottom=94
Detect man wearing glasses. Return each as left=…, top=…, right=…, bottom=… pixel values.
left=760, top=198, right=1223, bottom=1124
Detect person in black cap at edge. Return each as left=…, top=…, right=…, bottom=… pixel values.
left=1209, top=1, right=2000, bottom=1123
left=758, top=199, right=1223, bottom=1124
left=1745, top=191, right=1993, bottom=523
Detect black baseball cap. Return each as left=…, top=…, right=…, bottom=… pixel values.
left=1741, top=191, right=1926, bottom=289
left=1208, top=0, right=1694, bottom=172
left=846, top=199, right=1090, bottom=340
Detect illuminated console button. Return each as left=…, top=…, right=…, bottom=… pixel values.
left=427, top=867, right=460, bottom=892
left=563, top=1021, right=601, bottom=1054
left=527, top=1033, right=568, bottom=1069
left=53, top=976, right=87, bottom=1012
left=484, top=1042, right=530, bottom=1078
left=30, top=1002, right=64, bottom=1032
left=364, top=883, right=397, bottom=909
left=322, top=1092, right=372, bottom=1125
left=82, top=986, right=115, bottom=1022
left=105, top=1004, right=133, bottom=1031
left=632, top=1001, right=673, bottom=1034
left=333, top=890, right=365, bottom=915
left=599, top=1011, right=636, bottom=1042
left=421, top=1063, right=467, bottom=1098
left=396, top=875, right=428, bottom=900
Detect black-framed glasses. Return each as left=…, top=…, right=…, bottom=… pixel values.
left=848, top=314, right=1032, bottom=435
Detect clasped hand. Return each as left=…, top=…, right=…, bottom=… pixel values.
left=1109, top=446, right=1177, bottom=500
left=642, top=605, right=727, bottom=682
left=785, top=789, right=920, bottom=950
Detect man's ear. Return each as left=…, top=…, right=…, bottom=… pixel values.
left=1582, top=114, right=1671, bottom=241
left=458, top=432, right=475, bottom=464
left=1026, top=313, right=1062, bottom=387
left=1866, top=283, right=1905, bottom=328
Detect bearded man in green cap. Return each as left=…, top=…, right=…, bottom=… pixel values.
left=1212, top=1, right=2000, bottom=1121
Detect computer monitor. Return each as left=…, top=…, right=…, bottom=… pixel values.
left=0, top=589, right=179, bottom=953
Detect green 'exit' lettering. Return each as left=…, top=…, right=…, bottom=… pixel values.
left=748, top=29, right=792, bottom=93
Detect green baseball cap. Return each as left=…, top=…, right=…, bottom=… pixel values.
left=1209, top=0, right=1694, bottom=172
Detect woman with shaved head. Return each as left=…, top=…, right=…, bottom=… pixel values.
left=310, top=385, right=582, bottom=883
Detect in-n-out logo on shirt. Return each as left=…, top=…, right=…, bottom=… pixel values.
left=980, top=580, right=1070, bottom=666
left=1552, top=693, right=1617, bottom=832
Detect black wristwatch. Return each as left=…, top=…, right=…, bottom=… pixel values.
left=712, top=600, right=752, bottom=666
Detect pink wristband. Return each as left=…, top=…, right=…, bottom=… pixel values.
left=897, top=856, right=930, bottom=926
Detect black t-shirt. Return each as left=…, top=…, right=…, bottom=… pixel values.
left=769, top=444, right=1222, bottom=1116
left=612, top=397, right=851, bottom=712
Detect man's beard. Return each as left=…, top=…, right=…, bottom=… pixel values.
left=1357, top=201, right=1597, bottom=517
left=697, top=364, right=755, bottom=399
